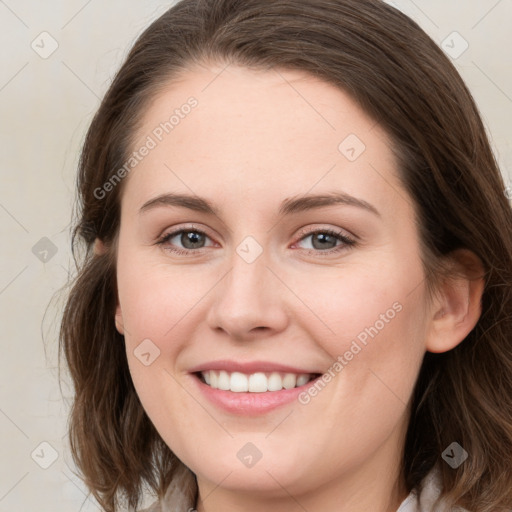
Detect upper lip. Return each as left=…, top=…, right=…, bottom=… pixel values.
left=188, top=360, right=319, bottom=375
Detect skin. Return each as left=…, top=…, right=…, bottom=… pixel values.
left=107, top=63, right=484, bottom=512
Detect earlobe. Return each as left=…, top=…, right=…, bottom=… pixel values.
left=115, top=304, right=125, bottom=335
left=93, top=238, right=106, bottom=256
left=425, top=249, right=485, bottom=354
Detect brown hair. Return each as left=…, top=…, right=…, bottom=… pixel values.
left=59, top=0, right=512, bottom=510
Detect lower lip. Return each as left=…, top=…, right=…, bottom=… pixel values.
left=192, top=374, right=318, bottom=415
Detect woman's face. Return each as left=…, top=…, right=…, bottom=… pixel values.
left=114, top=64, right=431, bottom=505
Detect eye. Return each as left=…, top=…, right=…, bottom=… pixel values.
left=155, top=226, right=356, bottom=256
left=156, top=227, right=215, bottom=255
left=294, top=228, right=356, bottom=254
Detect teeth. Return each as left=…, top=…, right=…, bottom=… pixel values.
left=282, top=374, right=296, bottom=389
left=210, top=370, right=218, bottom=389
left=230, top=372, right=249, bottom=392
left=200, top=370, right=315, bottom=393
left=248, top=372, right=267, bottom=392
left=267, top=372, right=283, bottom=391
left=296, top=374, right=309, bottom=386
left=218, top=370, right=230, bottom=391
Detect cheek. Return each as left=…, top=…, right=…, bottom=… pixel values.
left=290, top=255, right=427, bottom=361
left=117, top=256, right=204, bottom=436
left=116, top=253, right=206, bottom=347
left=287, top=267, right=427, bottom=472
left=287, top=252, right=429, bottom=435
left=116, top=252, right=223, bottom=431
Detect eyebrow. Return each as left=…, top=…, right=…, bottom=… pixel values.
left=139, top=191, right=380, bottom=218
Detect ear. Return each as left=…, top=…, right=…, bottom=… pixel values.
left=93, top=238, right=123, bottom=332
left=425, top=249, right=485, bottom=353
left=93, top=237, right=107, bottom=256
left=115, top=304, right=125, bottom=335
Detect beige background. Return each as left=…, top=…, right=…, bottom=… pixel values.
left=0, top=1, right=510, bottom=510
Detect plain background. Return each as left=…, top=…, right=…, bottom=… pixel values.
left=0, top=0, right=511, bottom=510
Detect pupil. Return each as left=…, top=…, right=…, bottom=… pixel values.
left=313, top=233, right=336, bottom=250
left=182, top=231, right=204, bottom=249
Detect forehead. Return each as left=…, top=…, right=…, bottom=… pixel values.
left=122, top=63, right=404, bottom=218
left=135, top=63, right=385, bottom=151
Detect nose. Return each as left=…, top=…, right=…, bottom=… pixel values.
left=206, top=247, right=289, bottom=342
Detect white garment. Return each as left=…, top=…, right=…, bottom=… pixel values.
left=396, top=467, right=467, bottom=512
left=142, top=465, right=466, bottom=512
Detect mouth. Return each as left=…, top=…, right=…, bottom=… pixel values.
left=188, top=360, right=323, bottom=414
left=196, top=370, right=320, bottom=393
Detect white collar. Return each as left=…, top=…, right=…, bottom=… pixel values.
left=397, top=466, right=468, bottom=512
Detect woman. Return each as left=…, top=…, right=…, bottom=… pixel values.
left=60, top=0, right=512, bottom=511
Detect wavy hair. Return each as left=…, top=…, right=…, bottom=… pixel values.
left=59, top=0, right=512, bottom=510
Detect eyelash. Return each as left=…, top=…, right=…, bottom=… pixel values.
left=155, top=226, right=357, bottom=256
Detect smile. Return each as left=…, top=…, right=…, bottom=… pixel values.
left=189, top=361, right=323, bottom=414
left=199, top=370, right=318, bottom=393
